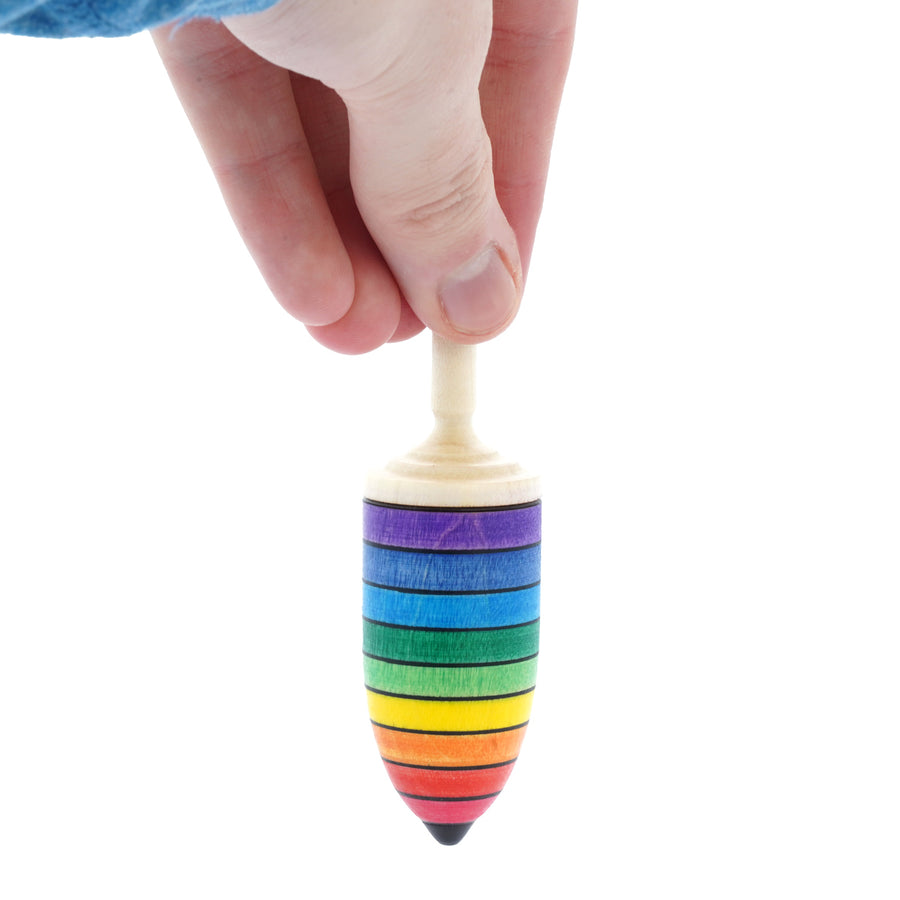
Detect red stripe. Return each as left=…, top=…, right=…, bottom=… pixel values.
left=385, top=760, right=514, bottom=799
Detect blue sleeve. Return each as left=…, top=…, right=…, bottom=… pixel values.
left=0, top=0, right=278, bottom=37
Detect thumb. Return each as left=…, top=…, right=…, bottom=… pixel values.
left=339, top=5, right=523, bottom=341
left=227, top=0, right=522, bottom=342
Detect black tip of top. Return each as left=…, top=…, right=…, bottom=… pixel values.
left=423, top=821, right=474, bottom=846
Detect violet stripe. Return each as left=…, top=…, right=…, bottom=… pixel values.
left=363, top=501, right=541, bottom=551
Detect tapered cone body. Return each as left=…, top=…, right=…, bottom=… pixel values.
left=362, top=336, right=540, bottom=844
left=363, top=500, right=540, bottom=839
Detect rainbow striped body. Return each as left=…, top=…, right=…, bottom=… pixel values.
left=363, top=499, right=541, bottom=844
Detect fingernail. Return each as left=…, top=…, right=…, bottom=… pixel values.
left=438, top=243, right=519, bottom=336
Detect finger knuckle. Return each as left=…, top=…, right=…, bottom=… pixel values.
left=389, top=148, right=493, bottom=240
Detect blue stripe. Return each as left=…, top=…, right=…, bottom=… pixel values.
left=363, top=583, right=540, bottom=629
left=363, top=544, right=541, bottom=593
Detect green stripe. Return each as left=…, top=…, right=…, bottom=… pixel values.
left=364, top=656, right=538, bottom=698
left=363, top=620, right=539, bottom=666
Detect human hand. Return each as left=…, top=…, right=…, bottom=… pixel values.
left=153, top=1, right=576, bottom=353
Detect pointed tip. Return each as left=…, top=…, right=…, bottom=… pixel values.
left=423, top=821, right=475, bottom=846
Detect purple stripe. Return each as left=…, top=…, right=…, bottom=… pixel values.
left=363, top=502, right=540, bottom=551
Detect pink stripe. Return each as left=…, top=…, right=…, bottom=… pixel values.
left=401, top=794, right=499, bottom=824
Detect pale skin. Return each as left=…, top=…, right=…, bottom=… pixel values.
left=152, top=0, right=577, bottom=354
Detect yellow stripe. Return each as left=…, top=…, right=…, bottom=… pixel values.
left=367, top=689, right=534, bottom=733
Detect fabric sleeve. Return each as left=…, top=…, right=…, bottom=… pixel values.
left=0, top=0, right=278, bottom=37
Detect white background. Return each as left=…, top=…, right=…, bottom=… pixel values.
left=1, top=3, right=898, bottom=897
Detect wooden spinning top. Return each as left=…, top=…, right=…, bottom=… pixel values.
left=362, top=334, right=541, bottom=845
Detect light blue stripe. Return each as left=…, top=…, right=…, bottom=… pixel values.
left=363, top=544, right=540, bottom=593
left=363, top=583, right=540, bottom=629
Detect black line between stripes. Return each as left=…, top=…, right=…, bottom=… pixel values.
left=363, top=539, right=541, bottom=555
left=397, top=790, right=503, bottom=802
left=363, top=615, right=540, bottom=634
left=362, top=579, right=541, bottom=596
left=382, top=757, right=518, bottom=772
left=364, top=498, right=540, bottom=513
left=365, top=685, right=535, bottom=703
left=370, top=720, right=529, bottom=736
left=363, top=651, right=539, bottom=669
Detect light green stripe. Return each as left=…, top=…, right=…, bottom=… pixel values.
left=364, top=656, right=538, bottom=698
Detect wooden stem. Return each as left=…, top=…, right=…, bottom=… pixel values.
left=365, top=332, right=539, bottom=506
left=431, top=334, right=477, bottom=446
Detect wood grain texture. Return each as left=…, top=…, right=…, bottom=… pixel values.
left=363, top=500, right=540, bottom=834
left=362, top=335, right=540, bottom=843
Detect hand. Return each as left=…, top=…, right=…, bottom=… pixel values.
left=153, top=0, right=576, bottom=353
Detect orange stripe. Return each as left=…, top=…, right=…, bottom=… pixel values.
left=372, top=723, right=527, bottom=768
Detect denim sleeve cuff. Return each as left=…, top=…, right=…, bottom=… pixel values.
left=1, top=0, right=279, bottom=37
